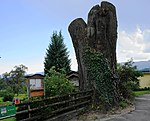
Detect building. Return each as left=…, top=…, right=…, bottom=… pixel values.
left=67, top=71, right=79, bottom=88
left=138, top=71, right=150, bottom=88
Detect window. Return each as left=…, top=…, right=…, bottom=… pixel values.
left=30, top=79, right=43, bottom=89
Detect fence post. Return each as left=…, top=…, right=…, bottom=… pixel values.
left=92, top=88, right=96, bottom=108
left=28, top=100, right=31, bottom=118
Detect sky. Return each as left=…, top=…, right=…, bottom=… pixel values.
left=0, top=0, right=150, bottom=74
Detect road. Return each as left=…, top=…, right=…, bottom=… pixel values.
left=105, top=94, right=150, bottom=121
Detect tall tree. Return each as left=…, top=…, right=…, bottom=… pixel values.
left=44, top=31, right=71, bottom=74
left=0, top=77, right=6, bottom=90
left=1, top=72, right=12, bottom=91
left=2, top=65, right=28, bottom=95
left=10, top=64, right=28, bottom=95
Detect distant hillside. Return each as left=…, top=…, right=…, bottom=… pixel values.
left=120, top=60, right=150, bottom=71
left=25, top=72, right=44, bottom=76
left=133, top=60, right=150, bottom=71
left=35, top=72, right=44, bottom=75
left=26, top=61, right=150, bottom=75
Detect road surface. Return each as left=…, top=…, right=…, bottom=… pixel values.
left=105, top=94, right=150, bottom=121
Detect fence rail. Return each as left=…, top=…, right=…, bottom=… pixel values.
left=15, top=90, right=93, bottom=121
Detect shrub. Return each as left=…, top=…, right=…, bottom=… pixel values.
left=117, top=60, right=143, bottom=99
left=0, top=90, right=7, bottom=97
left=3, top=93, right=14, bottom=102
left=134, top=87, right=150, bottom=91
left=44, top=67, right=75, bottom=97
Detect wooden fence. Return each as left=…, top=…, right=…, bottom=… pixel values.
left=15, top=90, right=93, bottom=121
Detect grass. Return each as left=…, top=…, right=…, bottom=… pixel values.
left=0, top=94, right=27, bottom=121
left=0, top=94, right=27, bottom=106
left=133, top=90, right=150, bottom=97
left=0, top=101, right=12, bottom=106
left=0, top=97, right=3, bottom=102
left=14, top=94, right=27, bottom=101
left=1, top=117, right=16, bottom=121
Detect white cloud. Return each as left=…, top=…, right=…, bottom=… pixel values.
left=70, top=26, right=150, bottom=70
left=117, top=26, right=150, bottom=62
left=0, top=62, right=44, bottom=75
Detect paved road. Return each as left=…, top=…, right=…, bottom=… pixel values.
left=105, top=94, right=150, bottom=121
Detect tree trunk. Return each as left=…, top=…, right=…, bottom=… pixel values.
left=69, top=1, right=118, bottom=90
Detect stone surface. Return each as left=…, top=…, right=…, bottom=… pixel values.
left=68, top=1, right=118, bottom=90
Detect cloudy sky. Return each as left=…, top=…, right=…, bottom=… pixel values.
left=0, top=0, right=150, bottom=74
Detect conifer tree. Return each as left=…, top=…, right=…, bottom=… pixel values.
left=44, top=31, right=71, bottom=74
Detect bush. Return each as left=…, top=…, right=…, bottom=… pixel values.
left=117, top=60, right=143, bottom=99
left=134, top=87, right=150, bottom=91
left=44, top=67, right=75, bottom=97
left=0, top=90, right=7, bottom=97
left=3, top=93, right=14, bottom=102
left=14, top=94, right=28, bottom=101
left=119, top=99, right=128, bottom=109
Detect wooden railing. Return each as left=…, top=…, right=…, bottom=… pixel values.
left=15, top=90, right=93, bottom=121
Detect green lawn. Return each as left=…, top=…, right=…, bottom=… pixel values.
left=0, top=94, right=27, bottom=121
left=0, top=97, right=3, bottom=102
left=0, top=94, right=27, bottom=106
left=2, top=117, right=16, bottom=121
left=133, top=90, right=150, bottom=97
left=0, top=101, right=12, bottom=106
left=14, top=94, right=27, bottom=101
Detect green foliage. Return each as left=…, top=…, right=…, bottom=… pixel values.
left=0, top=78, right=6, bottom=90
left=117, top=60, right=143, bottom=99
left=119, top=99, right=128, bottom=109
left=1, top=65, right=28, bottom=95
left=20, top=85, right=27, bottom=94
left=44, top=67, right=75, bottom=97
left=0, top=97, right=3, bottom=102
left=14, top=94, right=28, bottom=101
left=134, top=87, right=150, bottom=91
left=44, top=31, right=71, bottom=74
left=10, top=65, right=28, bottom=95
left=0, top=90, right=7, bottom=97
left=133, top=90, right=150, bottom=97
left=3, top=93, right=14, bottom=102
left=0, top=101, right=12, bottom=106
left=2, top=117, right=16, bottom=121
left=83, top=48, right=117, bottom=109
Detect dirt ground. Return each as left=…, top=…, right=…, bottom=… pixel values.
left=69, top=105, right=135, bottom=121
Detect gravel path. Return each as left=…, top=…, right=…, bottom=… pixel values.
left=70, top=94, right=150, bottom=121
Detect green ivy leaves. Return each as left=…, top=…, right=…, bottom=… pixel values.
left=83, top=47, right=117, bottom=108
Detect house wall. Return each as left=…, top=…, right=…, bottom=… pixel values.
left=70, top=76, right=79, bottom=87
left=67, top=71, right=79, bottom=88
left=139, top=73, right=150, bottom=88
